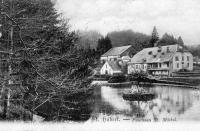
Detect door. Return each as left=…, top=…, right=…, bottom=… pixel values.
left=105, top=70, right=108, bottom=75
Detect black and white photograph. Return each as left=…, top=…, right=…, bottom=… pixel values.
left=1, top=0, right=200, bottom=130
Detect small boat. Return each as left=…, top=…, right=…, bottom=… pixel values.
left=122, top=92, right=156, bottom=101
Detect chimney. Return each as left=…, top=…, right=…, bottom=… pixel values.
left=166, top=47, right=170, bottom=53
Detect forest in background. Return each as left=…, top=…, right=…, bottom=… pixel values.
left=187, top=45, right=200, bottom=58
left=78, top=26, right=196, bottom=57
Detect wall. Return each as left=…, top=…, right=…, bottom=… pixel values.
left=183, top=52, right=193, bottom=71
left=173, top=52, right=183, bottom=72
left=172, top=52, right=193, bottom=72
left=100, top=62, right=113, bottom=75
left=100, top=56, right=120, bottom=62
left=107, top=56, right=120, bottom=61
left=100, top=56, right=108, bottom=62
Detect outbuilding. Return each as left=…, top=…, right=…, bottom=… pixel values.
left=100, top=61, right=122, bottom=75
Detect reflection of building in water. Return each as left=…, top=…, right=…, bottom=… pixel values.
left=92, top=85, right=200, bottom=121
left=128, top=86, right=196, bottom=121
left=154, top=87, right=193, bottom=114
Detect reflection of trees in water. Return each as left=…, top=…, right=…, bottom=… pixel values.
left=123, top=86, right=198, bottom=121
left=128, top=101, right=159, bottom=121
left=92, top=85, right=200, bottom=121
left=129, top=101, right=146, bottom=118
left=92, top=86, right=130, bottom=117
left=154, top=86, right=194, bottom=115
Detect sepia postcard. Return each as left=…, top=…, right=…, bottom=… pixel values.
left=0, top=0, right=200, bottom=130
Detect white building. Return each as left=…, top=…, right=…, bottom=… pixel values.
left=100, top=61, right=123, bottom=75
left=128, top=44, right=193, bottom=76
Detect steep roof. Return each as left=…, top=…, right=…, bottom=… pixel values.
left=130, top=44, right=178, bottom=63
left=107, top=61, right=122, bottom=72
left=102, top=45, right=132, bottom=57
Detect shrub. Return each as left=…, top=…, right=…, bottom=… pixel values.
left=108, top=75, right=126, bottom=83
left=178, top=69, right=189, bottom=72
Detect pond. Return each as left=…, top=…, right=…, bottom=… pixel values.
left=90, top=84, right=200, bottom=122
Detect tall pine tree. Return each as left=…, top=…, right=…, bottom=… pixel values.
left=0, top=0, right=94, bottom=121
left=97, top=35, right=112, bottom=56
left=150, top=26, right=159, bottom=47
left=177, top=36, right=184, bottom=46
left=158, top=33, right=178, bottom=46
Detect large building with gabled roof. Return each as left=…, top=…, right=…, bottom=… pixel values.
left=100, top=45, right=134, bottom=63
left=128, top=44, right=193, bottom=76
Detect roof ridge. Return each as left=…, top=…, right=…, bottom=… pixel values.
left=143, top=44, right=178, bottom=50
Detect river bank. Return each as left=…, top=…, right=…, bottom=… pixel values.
left=92, top=79, right=200, bottom=89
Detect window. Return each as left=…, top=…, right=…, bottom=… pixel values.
left=175, top=56, right=179, bottom=61
left=182, top=56, right=184, bottom=61
left=187, top=56, right=189, bottom=61
left=105, top=70, right=108, bottom=74
left=136, top=65, right=138, bottom=69
left=187, top=63, right=190, bottom=67
left=142, top=65, right=144, bottom=69
left=167, top=62, right=169, bottom=67
left=177, top=63, right=179, bottom=68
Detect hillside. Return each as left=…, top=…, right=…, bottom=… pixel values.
left=107, top=30, right=151, bottom=51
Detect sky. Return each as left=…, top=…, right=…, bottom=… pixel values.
left=55, top=0, right=200, bottom=45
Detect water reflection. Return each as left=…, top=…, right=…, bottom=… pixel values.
left=101, top=86, right=131, bottom=111
left=91, top=85, right=200, bottom=121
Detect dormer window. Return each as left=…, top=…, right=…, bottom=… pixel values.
left=143, top=58, right=147, bottom=63
left=148, top=51, right=152, bottom=55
